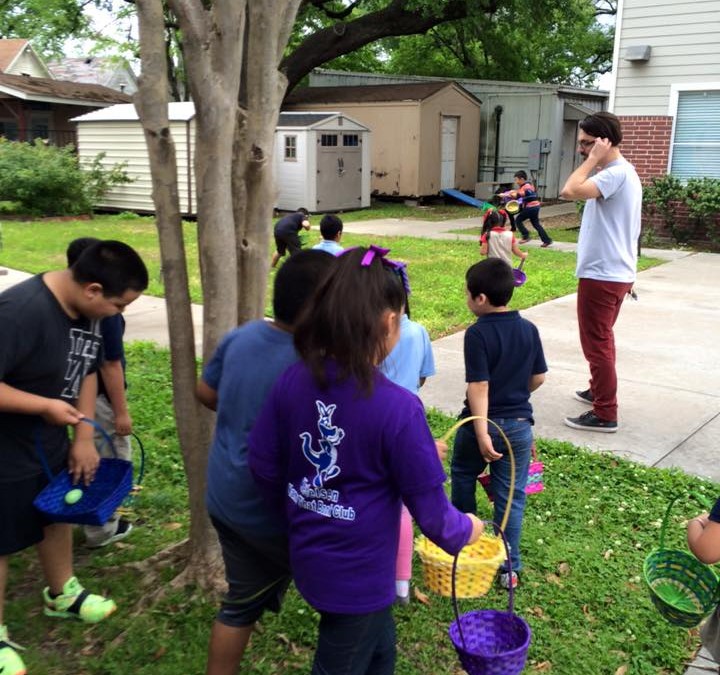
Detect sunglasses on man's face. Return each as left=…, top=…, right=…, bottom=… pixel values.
left=578, top=139, right=596, bottom=149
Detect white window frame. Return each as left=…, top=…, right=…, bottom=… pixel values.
left=284, top=134, right=298, bottom=161
left=667, top=82, right=720, bottom=176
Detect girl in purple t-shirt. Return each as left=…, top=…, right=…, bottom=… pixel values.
left=249, top=246, right=483, bottom=675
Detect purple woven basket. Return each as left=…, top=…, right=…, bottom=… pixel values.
left=449, top=524, right=532, bottom=675
left=33, top=419, right=134, bottom=526
left=512, top=259, right=527, bottom=287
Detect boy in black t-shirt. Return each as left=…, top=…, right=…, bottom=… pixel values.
left=0, top=241, right=148, bottom=675
left=450, top=258, right=547, bottom=590
left=271, top=207, right=310, bottom=268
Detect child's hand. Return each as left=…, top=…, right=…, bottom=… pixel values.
left=434, top=439, right=448, bottom=462
left=41, top=399, right=84, bottom=426
left=477, top=432, right=503, bottom=462
left=522, top=252, right=529, bottom=259
left=466, top=514, right=485, bottom=544
left=68, top=437, right=100, bottom=486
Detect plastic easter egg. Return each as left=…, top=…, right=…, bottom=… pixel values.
left=64, top=488, right=83, bottom=505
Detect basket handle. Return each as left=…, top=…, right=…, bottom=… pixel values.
left=451, top=521, right=514, bottom=651
left=34, top=417, right=118, bottom=482
left=130, top=432, right=146, bottom=486
left=658, top=492, right=713, bottom=550
left=440, top=416, right=515, bottom=533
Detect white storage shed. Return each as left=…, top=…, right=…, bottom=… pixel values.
left=72, top=102, right=196, bottom=214
left=274, top=112, right=371, bottom=212
left=73, top=105, right=371, bottom=215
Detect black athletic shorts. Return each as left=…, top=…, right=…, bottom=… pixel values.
left=0, top=468, right=61, bottom=555
left=211, top=515, right=291, bottom=627
left=274, top=231, right=302, bottom=257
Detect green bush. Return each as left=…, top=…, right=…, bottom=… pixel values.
left=0, top=138, right=131, bottom=217
left=643, top=175, right=720, bottom=246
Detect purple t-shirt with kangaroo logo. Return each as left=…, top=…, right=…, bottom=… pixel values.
left=249, top=360, right=472, bottom=614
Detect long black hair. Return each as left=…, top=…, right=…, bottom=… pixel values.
left=481, top=209, right=507, bottom=241
left=293, top=247, right=405, bottom=395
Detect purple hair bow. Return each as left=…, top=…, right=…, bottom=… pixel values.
left=357, top=244, right=411, bottom=295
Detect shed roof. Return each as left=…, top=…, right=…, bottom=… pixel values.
left=0, top=72, right=131, bottom=105
left=277, top=112, right=336, bottom=127
left=285, top=81, right=477, bottom=105
left=0, top=39, right=28, bottom=72
left=72, top=101, right=195, bottom=122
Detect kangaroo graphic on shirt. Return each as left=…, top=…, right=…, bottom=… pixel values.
left=300, top=400, right=344, bottom=488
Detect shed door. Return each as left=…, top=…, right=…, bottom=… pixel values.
left=440, top=116, right=458, bottom=190
left=558, top=120, right=581, bottom=195
left=316, top=132, right=363, bottom=211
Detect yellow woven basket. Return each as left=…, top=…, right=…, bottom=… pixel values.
left=416, top=416, right=515, bottom=598
left=416, top=533, right=506, bottom=597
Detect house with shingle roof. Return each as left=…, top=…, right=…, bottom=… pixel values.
left=0, top=39, right=131, bottom=146
left=47, top=57, right=137, bottom=96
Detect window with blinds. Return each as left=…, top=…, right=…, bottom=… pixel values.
left=670, top=90, right=720, bottom=180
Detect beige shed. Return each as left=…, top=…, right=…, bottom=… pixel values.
left=284, top=82, right=481, bottom=198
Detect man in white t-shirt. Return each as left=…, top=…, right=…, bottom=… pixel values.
left=559, top=112, right=642, bottom=432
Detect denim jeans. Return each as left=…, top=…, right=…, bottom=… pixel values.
left=311, top=606, right=396, bottom=675
left=515, top=206, right=552, bottom=245
left=450, top=418, right=533, bottom=572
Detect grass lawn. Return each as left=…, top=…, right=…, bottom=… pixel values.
left=5, top=344, right=709, bottom=674
left=0, top=213, right=660, bottom=339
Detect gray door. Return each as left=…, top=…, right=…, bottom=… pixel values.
left=559, top=120, right=581, bottom=195
left=316, top=132, right=363, bottom=211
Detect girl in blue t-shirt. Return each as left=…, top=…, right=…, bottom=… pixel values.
left=249, top=245, right=483, bottom=675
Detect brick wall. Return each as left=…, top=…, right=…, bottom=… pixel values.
left=617, top=115, right=673, bottom=183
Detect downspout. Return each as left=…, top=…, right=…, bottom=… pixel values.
left=493, top=105, right=503, bottom=182
left=186, top=118, right=193, bottom=216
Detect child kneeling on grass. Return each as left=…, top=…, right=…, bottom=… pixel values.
left=249, top=246, right=483, bottom=675
left=688, top=501, right=720, bottom=667
left=451, top=257, right=547, bottom=590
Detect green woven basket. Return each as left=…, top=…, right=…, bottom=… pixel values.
left=644, top=494, right=720, bottom=628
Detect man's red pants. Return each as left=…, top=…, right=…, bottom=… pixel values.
left=577, top=278, right=633, bottom=422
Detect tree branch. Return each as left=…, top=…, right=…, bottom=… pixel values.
left=281, top=0, right=491, bottom=93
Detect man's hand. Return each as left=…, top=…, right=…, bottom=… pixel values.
left=41, top=399, right=84, bottom=426
left=477, top=432, right=503, bottom=462
left=114, top=411, right=133, bottom=436
left=587, top=137, right=614, bottom=166
left=68, top=438, right=100, bottom=486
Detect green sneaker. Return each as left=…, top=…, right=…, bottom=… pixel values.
left=0, top=625, right=26, bottom=675
left=43, top=576, right=116, bottom=624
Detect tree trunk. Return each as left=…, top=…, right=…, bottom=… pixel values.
left=135, top=0, right=220, bottom=586
left=134, top=0, right=304, bottom=588
left=236, top=1, right=302, bottom=324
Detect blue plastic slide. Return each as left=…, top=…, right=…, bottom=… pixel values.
left=441, top=188, right=493, bottom=211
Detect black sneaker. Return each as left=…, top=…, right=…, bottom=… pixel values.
left=564, top=411, right=618, bottom=433
left=573, top=389, right=594, bottom=405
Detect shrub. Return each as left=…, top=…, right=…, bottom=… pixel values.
left=643, top=175, right=720, bottom=247
left=0, top=138, right=131, bottom=217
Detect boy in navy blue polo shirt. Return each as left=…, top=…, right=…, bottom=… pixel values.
left=451, top=258, right=547, bottom=589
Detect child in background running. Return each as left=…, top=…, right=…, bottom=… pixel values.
left=480, top=209, right=528, bottom=268
left=379, top=261, right=437, bottom=605
left=249, top=245, right=483, bottom=675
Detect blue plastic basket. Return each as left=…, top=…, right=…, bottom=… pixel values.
left=33, top=419, right=134, bottom=526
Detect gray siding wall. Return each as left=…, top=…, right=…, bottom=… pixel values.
left=613, top=0, right=720, bottom=115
